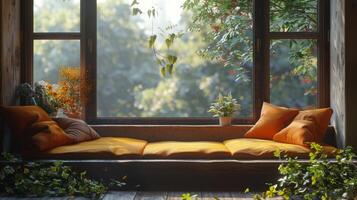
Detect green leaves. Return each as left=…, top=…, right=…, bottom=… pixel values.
left=183, top=0, right=254, bottom=83
left=147, top=8, right=156, bottom=18
left=165, top=33, right=176, bottom=48
left=167, top=55, right=177, bottom=65
left=244, top=188, right=250, bottom=193
left=130, top=0, right=142, bottom=16
left=130, top=0, right=139, bottom=6
left=149, top=33, right=179, bottom=77
left=149, top=35, right=157, bottom=48
left=255, top=144, right=357, bottom=199
left=181, top=193, right=198, bottom=200
left=132, top=7, right=143, bottom=16
left=0, top=154, right=110, bottom=198
left=160, top=67, right=166, bottom=77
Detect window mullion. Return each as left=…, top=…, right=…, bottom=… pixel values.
left=269, top=32, right=319, bottom=39
left=253, top=0, right=270, bottom=122
left=33, top=32, right=81, bottom=40
left=82, top=0, right=97, bottom=123
left=317, top=0, right=330, bottom=108
left=22, top=0, right=34, bottom=84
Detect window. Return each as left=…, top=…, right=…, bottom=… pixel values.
left=23, top=0, right=329, bottom=125
left=96, top=0, right=253, bottom=120
left=268, top=0, right=320, bottom=109
left=34, top=40, right=80, bottom=83
left=25, top=0, right=81, bottom=84
left=270, top=39, right=318, bottom=108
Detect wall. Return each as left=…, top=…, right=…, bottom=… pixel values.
left=0, top=0, right=21, bottom=152
left=330, top=0, right=346, bottom=147
left=0, top=0, right=21, bottom=106
left=345, top=0, right=357, bottom=150
left=330, top=0, right=357, bottom=150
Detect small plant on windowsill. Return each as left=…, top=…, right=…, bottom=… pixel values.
left=208, top=93, right=241, bottom=126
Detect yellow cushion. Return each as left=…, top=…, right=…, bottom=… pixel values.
left=143, top=141, right=231, bottom=159
left=224, top=138, right=337, bottom=159
left=43, top=137, right=148, bottom=159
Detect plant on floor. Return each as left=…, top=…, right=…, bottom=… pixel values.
left=254, top=143, right=357, bottom=200
left=208, top=93, right=241, bottom=126
left=0, top=153, right=110, bottom=199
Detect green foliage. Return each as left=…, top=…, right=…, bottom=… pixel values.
left=270, top=0, right=317, bottom=32
left=0, top=153, right=108, bottom=199
left=183, top=0, right=319, bottom=108
left=182, top=193, right=198, bottom=200
left=255, top=144, right=357, bottom=200
left=132, top=7, right=143, bottom=16
left=208, top=93, right=241, bottom=117
left=183, top=0, right=254, bottom=82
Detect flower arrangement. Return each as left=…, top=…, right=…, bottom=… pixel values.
left=44, top=67, right=84, bottom=117
left=17, top=67, right=89, bottom=118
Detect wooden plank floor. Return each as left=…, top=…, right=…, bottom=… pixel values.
left=0, top=191, right=269, bottom=200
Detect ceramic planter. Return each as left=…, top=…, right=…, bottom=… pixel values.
left=219, top=117, right=232, bottom=126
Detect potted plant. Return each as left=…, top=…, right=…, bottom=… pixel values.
left=208, top=93, right=241, bottom=126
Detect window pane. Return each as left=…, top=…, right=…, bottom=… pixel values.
left=97, top=0, right=253, bottom=118
left=270, top=39, right=317, bottom=108
left=34, top=40, right=80, bottom=83
left=34, top=0, right=80, bottom=32
left=270, top=0, right=317, bottom=32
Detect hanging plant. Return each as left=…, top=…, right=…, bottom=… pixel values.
left=131, top=0, right=180, bottom=76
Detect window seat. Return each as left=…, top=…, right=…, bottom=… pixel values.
left=2, top=124, right=339, bottom=190
left=20, top=125, right=337, bottom=160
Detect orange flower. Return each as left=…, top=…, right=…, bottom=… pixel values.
left=41, top=66, right=90, bottom=116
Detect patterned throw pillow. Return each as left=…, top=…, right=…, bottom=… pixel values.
left=53, top=118, right=100, bottom=143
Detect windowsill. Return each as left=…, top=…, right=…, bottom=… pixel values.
left=86, top=117, right=255, bottom=126
left=90, top=124, right=254, bottom=127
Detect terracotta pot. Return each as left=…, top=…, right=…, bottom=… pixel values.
left=219, top=117, right=232, bottom=126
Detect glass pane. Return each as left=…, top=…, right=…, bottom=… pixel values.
left=34, top=40, right=80, bottom=83
left=34, top=0, right=80, bottom=32
left=97, top=0, right=253, bottom=118
left=270, top=39, right=317, bottom=109
left=270, top=0, right=318, bottom=32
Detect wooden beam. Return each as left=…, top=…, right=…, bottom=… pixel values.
left=33, top=32, right=81, bottom=40
left=1, top=0, right=21, bottom=106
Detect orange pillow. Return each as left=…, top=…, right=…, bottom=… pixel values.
left=273, top=108, right=333, bottom=146
left=244, top=102, right=299, bottom=140
left=28, top=121, right=73, bottom=151
left=0, top=106, right=51, bottom=137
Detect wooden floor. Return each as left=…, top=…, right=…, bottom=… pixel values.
left=0, top=191, right=267, bottom=200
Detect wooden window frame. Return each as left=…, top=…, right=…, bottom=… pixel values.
left=22, top=0, right=330, bottom=125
